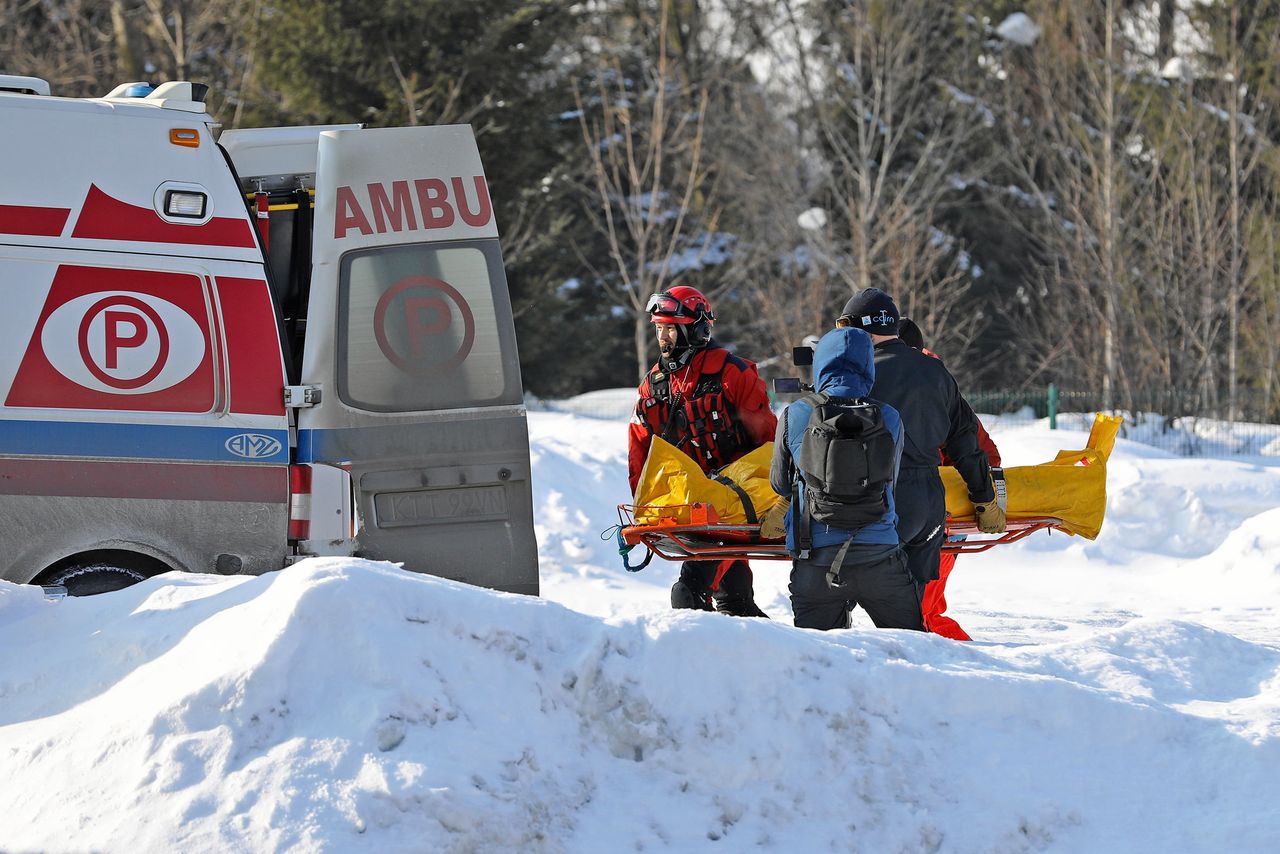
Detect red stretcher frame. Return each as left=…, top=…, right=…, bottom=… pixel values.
left=616, top=503, right=1062, bottom=563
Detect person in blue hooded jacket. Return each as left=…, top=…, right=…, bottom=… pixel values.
left=766, top=326, right=925, bottom=631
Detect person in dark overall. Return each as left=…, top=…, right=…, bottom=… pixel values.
left=837, top=289, right=1005, bottom=598
left=898, top=317, right=1002, bottom=640
left=766, top=326, right=924, bottom=631
left=627, top=286, right=778, bottom=617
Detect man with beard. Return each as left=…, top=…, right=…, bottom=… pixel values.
left=627, top=286, right=777, bottom=617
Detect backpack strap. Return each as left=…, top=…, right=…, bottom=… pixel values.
left=682, top=348, right=750, bottom=471
left=637, top=366, right=686, bottom=443
left=791, top=395, right=826, bottom=558
left=796, top=390, right=826, bottom=409
left=648, top=366, right=671, bottom=402
left=709, top=471, right=757, bottom=524
left=825, top=536, right=856, bottom=586
left=688, top=350, right=729, bottom=453
left=794, top=478, right=810, bottom=558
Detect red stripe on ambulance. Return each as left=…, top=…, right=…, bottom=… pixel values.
left=214, top=276, right=286, bottom=416
left=0, top=204, right=70, bottom=237
left=5, top=265, right=216, bottom=412
left=333, top=176, right=492, bottom=239
left=0, top=458, right=285, bottom=503
left=71, top=184, right=255, bottom=248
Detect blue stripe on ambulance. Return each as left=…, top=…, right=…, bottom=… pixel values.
left=0, top=420, right=289, bottom=464
left=295, top=428, right=343, bottom=464
left=297, top=427, right=316, bottom=463
left=296, top=429, right=357, bottom=465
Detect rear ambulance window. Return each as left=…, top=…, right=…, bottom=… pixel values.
left=337, top=240, right=522, bottom=411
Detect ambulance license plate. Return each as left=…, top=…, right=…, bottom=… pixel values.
left=373, top=485, right=509, bottom=528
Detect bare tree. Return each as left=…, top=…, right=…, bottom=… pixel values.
left=1225, top=2, right=1243, bottom=419
left=763, top=0, right=987, bottom=367
left=0, top=0, right=116, bottom=96
left=995, top=0, right=1164, bottom=407
left=130, top=0, right=254, bottom=119
left=1145, top=98, right=1233, bottom=404
left=0, top=0, right=251, bottom=120
left=1245, top=197, right=1280, bottom=418
left=574, top=0, right=723, bottom=381
left=719, top=89, right=836, bottom=365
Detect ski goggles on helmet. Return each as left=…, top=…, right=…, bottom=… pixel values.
left=646, top=292, right=709, bottom=324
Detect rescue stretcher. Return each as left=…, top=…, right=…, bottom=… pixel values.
left=611, top=413, right=1123, bottom=572
left=612, top=501, right=1063, bottom=569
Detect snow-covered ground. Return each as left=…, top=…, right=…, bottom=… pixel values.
left=2, top=410, right=1279, bottom=852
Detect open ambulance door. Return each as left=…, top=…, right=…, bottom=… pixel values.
left=297, top=125, right=538, bottom=595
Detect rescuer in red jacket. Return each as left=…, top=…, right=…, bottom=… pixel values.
left=898, top=317, right=1001, bottom=640
left=628, top=286, right=778, bottom=616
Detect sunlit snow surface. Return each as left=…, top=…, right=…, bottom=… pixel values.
left=2, top=412, right=1278, bottom=852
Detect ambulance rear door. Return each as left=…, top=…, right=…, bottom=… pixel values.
left=298, top=125, right=538, bottom=595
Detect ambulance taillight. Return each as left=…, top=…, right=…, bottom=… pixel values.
left=288, top=465, right=312, bottom=541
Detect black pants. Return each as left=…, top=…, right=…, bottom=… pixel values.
left=789, top=543, right=923, bottom=631
left=671, top=559, right=766, bottom=617
left=894, top=468, right=947, bottom=592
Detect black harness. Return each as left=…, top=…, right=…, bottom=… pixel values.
left=638, top=348, right=753, bottom=474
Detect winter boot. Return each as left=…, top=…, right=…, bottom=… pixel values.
left=710, top=559, right=769, bottom=617
left=670, top=580, right=714, bottom=611
left=712, top=594, right=770, bottom=618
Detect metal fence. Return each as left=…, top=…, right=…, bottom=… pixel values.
left=966, top=385, right=1280, bottom=458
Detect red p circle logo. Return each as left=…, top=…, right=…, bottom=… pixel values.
left=373, top=276, right=475, bottom=374
left=77, top=295, right=170, bottom=389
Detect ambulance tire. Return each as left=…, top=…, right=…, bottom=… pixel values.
left=46, top=564, right=147, bottom=597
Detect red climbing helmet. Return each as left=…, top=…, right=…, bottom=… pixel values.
left=647, top=286, right=715, bottom=348
left=647, top=285, right=714, bottom=325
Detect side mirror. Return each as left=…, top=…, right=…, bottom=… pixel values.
left=792, top=346, right=813, bottom=367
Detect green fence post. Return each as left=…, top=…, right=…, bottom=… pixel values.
left=1048, top=383, right=1058, bottom=430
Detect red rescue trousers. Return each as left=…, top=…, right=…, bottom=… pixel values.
left=920, top=551, right=971, bottom=641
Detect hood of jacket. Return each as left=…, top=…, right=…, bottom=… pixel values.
left=813, top=327, right=875, bottom=398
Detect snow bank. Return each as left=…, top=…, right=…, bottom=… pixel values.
left=2, top=413, right=1279, bottom=852
left=0, top=575, right=46, bottom=621
left=3, top=560, right=1278, bottom=852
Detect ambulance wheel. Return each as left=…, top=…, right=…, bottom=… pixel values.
left=45, top=564, right=147, bottom=596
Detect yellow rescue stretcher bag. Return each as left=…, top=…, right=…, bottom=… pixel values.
left=632, top=413, right=1122, bottom=540
left=632, top=438, right=783, bottom=525
left=940, top=413, right=1122, bottom=539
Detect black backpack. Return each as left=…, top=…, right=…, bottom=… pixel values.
left=794, top=393, right=896, bottom=549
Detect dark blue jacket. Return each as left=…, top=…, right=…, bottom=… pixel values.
left=871, top=339, right=993, bottom=501
left=769, top=328, right=903, bottom=553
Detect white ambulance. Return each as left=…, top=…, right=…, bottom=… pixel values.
left=0, top=75, right=539, bottom=596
